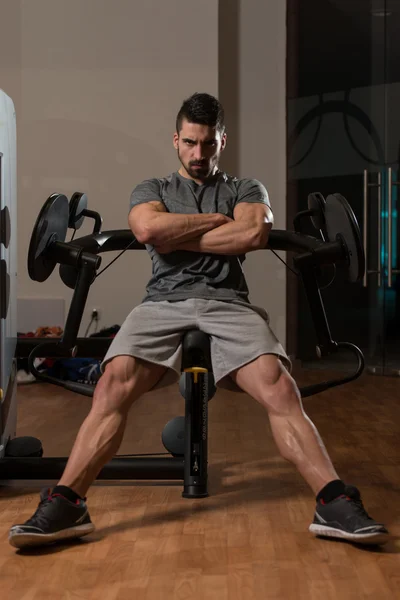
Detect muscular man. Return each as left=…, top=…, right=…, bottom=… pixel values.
left=9, top=93, right=388, bottom=548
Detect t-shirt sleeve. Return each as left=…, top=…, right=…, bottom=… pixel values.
left=235, top=178, right=271, bottom=209
left=129, top=178, right=163, bottom=210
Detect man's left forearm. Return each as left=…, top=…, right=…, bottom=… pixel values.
left=156, top=220, right=271, bottom=255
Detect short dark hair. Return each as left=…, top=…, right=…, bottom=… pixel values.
left=176, top=92, right=225, bottom=135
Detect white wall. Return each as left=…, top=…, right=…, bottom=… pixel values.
left=1, top=0, right=286, bottom=344
left=1, top=0, right=218, bottom=334
left=239, top=0, right=287, bottom=346
left=220, top=0, right=287, bottom=346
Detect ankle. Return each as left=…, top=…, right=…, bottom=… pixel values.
left=316, top=479, right=346, bottom=504
left=52, top=485, right=84, bottom=503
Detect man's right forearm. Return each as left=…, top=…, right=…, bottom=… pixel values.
left=142, top=213, right=226, bottom=246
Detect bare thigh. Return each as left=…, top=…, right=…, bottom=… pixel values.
left=93, top=355, right=168, bottom=414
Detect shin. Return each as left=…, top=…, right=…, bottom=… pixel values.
left=58, top=356, right=166, bottom=497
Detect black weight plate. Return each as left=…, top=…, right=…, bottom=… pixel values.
left=69, top=192, right=88, bottom=230
left=28, top=193, right=69, bottom=282
left=307, top=192, right=326, bottom=231
left=0, top=260, right=10, bottom=319
left=324, top=193, right=365, bottom=283
left=316, top=263, right=336, bottom=290
left=161, top=416, right=185, bottom=457
left=59, top=263, right=79, bottom=290
left=0, top=206, right=11, bottom=248
left=5, top=436, right=43, bottom=457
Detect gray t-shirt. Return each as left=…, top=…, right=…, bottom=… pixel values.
left=129, top=170, right=271, bottom=304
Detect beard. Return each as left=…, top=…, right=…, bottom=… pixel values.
left=177, top=149, right=218, bottom=181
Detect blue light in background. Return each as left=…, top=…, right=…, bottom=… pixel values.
left=380, top=169, right=397, bottom=279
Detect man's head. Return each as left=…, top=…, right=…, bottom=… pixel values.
left=173, top=93, right=227, bottom=182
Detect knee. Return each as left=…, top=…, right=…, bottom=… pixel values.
left=258, top=368, right=302, bottom=416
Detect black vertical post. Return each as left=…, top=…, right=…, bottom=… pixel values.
left=294, top=252, right=338, bottom=357
left=59, top=253, right=100, bottom=350
left=182, top=370, right=209, bottom=498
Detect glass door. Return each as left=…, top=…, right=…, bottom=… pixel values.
left=380, top=0, right=400, bottom=375
left=287, top=0, right=392, bottom=374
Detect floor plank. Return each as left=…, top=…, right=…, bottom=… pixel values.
left=1, top=367, right=400, bottom=599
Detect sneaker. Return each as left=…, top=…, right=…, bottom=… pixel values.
left=8, top=488, right=95, bottom=549
left=309, top=485, right=389, bottom=545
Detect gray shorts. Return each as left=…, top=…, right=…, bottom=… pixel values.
left=101, top=298, right=291, bottom=391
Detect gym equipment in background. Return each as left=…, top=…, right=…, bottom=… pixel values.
left=0, top=184, right=365, bottom=498
left=0, top=89, right=18, bottom=469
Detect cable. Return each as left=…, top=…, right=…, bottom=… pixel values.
left=89, top=232, right=299, bottom=283
left=84, top=316, right=95, bottom=337
left=299, top=342, right=364, bottom=398
left=270, top=248, right=299, bottom=277
left=94, top=237, right=138, bottom=279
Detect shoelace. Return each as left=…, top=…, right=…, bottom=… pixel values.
left=25, top=494, right=55, bottom=530
left=345, top=496, right=373, bottom=520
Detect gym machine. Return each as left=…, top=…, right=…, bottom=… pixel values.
left=0, top=90, right=366, bottom=498
left=1, top=188, right=366, bottom=496
left=0, top=89, right=18, bottom=483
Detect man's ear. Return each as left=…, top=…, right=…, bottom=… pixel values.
left=173, top=132, right=179, bottom=150
left=221, top=133, right=227, bottom=151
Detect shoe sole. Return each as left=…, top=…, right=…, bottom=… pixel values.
left=309, top=523, right=389, bottom=545
left=8, top=523, right=95, bottom=549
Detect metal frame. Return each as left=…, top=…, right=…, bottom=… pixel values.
left=1, top=331, right=212, bottom=499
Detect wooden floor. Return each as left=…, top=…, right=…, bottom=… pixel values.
left=1, top=367, right=400, bottom=599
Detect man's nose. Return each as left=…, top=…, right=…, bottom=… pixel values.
left=193, top=144, right=204, bottom=160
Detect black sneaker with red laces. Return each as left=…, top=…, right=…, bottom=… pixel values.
left=309, top=484, right=389, bottom=545
left=8, top=488, right=94, bottom=549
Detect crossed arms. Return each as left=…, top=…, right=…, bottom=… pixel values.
left=128, top=201, right=273, bottom=255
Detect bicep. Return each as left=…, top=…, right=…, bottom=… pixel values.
left=233, top=202, right=273, bottom=250
left=128, top=201, right=166, bottom=241
left=235, top=179, right=273, bottom=223
left=233, top=202, right=274, bottom=227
